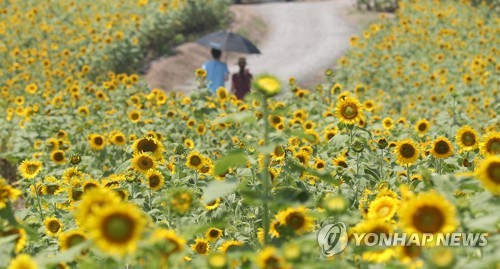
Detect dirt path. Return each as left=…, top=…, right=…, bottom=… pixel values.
left=145, top=0, right=380, bottom=92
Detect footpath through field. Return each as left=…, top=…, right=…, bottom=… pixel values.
left=146, top=0, right=377, bottom=92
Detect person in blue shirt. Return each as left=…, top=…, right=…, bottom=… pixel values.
left=202, top=48, right=229, bottom=93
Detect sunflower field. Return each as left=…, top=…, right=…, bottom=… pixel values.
left=0, top=0, right=499, bottom=268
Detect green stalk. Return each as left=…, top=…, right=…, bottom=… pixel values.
left=261, top=95, right=271, bottom=245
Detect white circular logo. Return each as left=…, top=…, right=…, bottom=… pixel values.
left=317, top=222, right=348, bottom=257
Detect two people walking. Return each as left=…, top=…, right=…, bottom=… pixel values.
left=202, top=48, right=252, bottom=100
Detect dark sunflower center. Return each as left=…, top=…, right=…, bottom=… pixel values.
left=327, top=133, right=335, bottom=140
left=137, top=139, right=157, bottom=153
left=487, top=161, right=500, bottom=184
left=341, top=104, right=358, bottom=119
left=94, top=137, right=103, bottom=145
left=200, top=166, right=210, bottom=173
left=461, top=132, right=476, bottom=146
left=190, top=156, right=202, bottom=166
left=418, top=123, right=427, bottom=132
left=27, top=164, right=39, bottom=174
left=196, top=242, right=207, bottom=253
left=209, top=230, right=220, bottom=238
left=54, top=152, right=64, bottom=161
left=412, top=206, right=445, bottom=233
left=272, top=116, right=281, bottom=124
left=265, top=256, right=280, bottom=267
left=68, top=234, right=85, bottom=248
left=403, top=244, right=422, bottom=259
left=46, top=185, right=59, bottom=194
left=434, top=141, right=450, bottom=155
left=103, top=214, right=135, bottom=243
left=285, top=212, right=305, bottom=230
left=131, top=113, right=139, bottom=120
left=138, top=156, right=153, bottom=170
left=400, top=144, right=416, bottom=158
left=338, top=160, right=348, bottom=168
left=115, top=136, right=124, bottom=143
left=48, top=220, right=61, bottom=232
left=149, top=175, right=160, bottom=187
left=487, top=138, right=500, bottom=154
left=316, top=162, right=325, bottom=169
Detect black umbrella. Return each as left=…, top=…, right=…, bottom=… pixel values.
left=196, top=31, right=261, bottom=54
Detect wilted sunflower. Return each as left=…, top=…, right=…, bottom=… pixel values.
left=50, top=150, right=66, bottom=165
left=394, top=139, right=419, bottom=166
left=88, top=134, right=106, bottom=150
left=414, top=119, right=430, bottom=136
left=186, top=151, right=204, bottom=170
left=256, top=247, right=289, bottom=269
left=88, top=203, right=146, bottom=256
left=205, top=228, right=223, bottom=242
left=75, top=188, right=121, bottom=228
left=479, top=132, right=500, bottom=156
left=431, top=136, right=454, bottom=159
left=455, top=126, right=479, bottom=152
left=131, top=153, right=156, bottom=174
left=58, top=229, right=87, bottom=252
left=150, top=229, right=185, bottom=256
left=19, top=160, right=43, bottom=179
left=132, top=136, right=164, bottom=160
left=191, top=238, right=210, bottom=255
left=43, top=217, right=63, bottom=237
left=335, top=96, right=363, bottom=125
left=7, top=254, right=38, bottom=269
left=399, top=191, right=457, bottom=235
left=367, top=196, right=399, bottom=221
left=475, top=155, right=500, bottom=195
left=145, top=169, right=164, bottom=191
left=275, top=207, right=314, bottom=235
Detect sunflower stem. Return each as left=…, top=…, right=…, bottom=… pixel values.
left=34, top=185, right=45, bottom=223
left=261, top=94, right=271, bottom=246
left=407, top=164, right=411, bottom=182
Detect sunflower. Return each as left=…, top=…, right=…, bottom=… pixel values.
left=88, top=203, right=146, bottom=256
left=50, top=150, right=66, bottom=165
left=455, top=126, right=479, bottom=152
left=110, top=131, right=127, bottom=146
left=253, top=74, right=282, bottom=97
left=58, top=229, right=87, bottom=252
left=186, top=151, right=204, bottom=170
left=399, top=191, right=458, bottom=235
left=394, top=139, right=419, bottom=166
left=43, top=217, right=63, bottom=237
left=184, top=138, right=195, bottom=149
left=170, top=190, right=194, bottom=214
left=335, top=96, right=363, bottom=125
left=82, top=180, right=100, bottom=192
left=269, top=115, right=284, bottom=128
left=131, top=153, right=156, bottom=174
left=275, top=207, right=314, bottom=235
left=88, top=134, right=105, bottom=150
left=332, top=154, right=348, bottom=168
left=314, top=159, right=326, bottom=170
left=479, top=132, right=500, bottom=156
left=128, top=110, right=141, bottom=123
left=208, top=253, right=227, bottom=269
left=304, top=130, right=320, bottom=145
left=191, top=238, right=210, bottom=255
left=382, top=117, right=393, bottom=130
left=19, top=160, right=43, bottom=179
left=294, top=152, right=310, bottom=167
left=0, top=180, right=21, bottom=208
left=396, top=244, right=423, bottom=267
left=206, top=228, right=223, bottom=242
left=218, top=240, right=244, bottom=253
left=150, top=229, right=186, bottom=256
left=353, top=219, right=395, bottom=262
left=363, top=100, right=375, bottom=111
left=414, top=119, right=430, bottom=136
left=204, top=198, right=221, bottom=211
left=324, top=129, right=337, bottom=141
left=216, top=87, right=228, bottom=100
left=256, top=247, right=289, bottom=269
left=75, top=188, right=121, bottom=228
left=475, top=155, right=500, bottom=195
left=367, top=196, right=399, bottom=221
left=145, top=169, right=165, bottom=191
left=132, top=136, right=164, bottom=160
left=7, top=254, right=38, bottom=269
left=431, top=136, right=454, bottom=159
